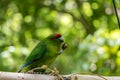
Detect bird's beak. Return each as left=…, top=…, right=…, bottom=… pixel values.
left=59, top=37, right=64, bottom=42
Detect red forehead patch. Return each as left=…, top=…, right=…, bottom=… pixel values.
left=55, top=34, right=61, bottom=38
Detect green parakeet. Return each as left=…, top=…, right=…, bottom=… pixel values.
left=18, top=33, right=67, bottom=73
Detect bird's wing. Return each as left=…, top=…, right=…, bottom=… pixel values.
left=22, top=41, right=47, bottom=68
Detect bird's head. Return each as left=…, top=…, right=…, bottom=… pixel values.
left=47, top=33, right=67, bottom=54
left=48, top=33, right=64, bottom=43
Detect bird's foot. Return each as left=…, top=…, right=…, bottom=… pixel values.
left=26, top=65, right=48, bottom=74
left=48, top=68, right=59, bottom=76
left=26, top=66, right=64, bottom=80
left=48, top=68, right=64, bottom=80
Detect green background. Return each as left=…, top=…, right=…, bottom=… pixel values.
left=0, top=0, right=120, bottom=76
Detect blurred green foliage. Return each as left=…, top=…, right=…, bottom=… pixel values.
left=0, top=0, right=120, bottom=76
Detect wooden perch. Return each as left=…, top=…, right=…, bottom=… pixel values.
left=0, top=71, right=119, bottom=80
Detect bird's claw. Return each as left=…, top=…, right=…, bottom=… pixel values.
left=26, top=65, right=60, bottom=75
left=49, top=68, right=64, bottom=80
left=26, top=65, right=48, bottom=74
left=49, top=68, right=59, bottom=76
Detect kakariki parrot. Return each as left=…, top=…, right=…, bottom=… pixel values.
left=18, top=33, right=67, bottom=73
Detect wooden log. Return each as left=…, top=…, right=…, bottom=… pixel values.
left=0, top=71, right=119, bottom=80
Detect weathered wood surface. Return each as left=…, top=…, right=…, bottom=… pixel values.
left=0, top=71, right=119, bottom=80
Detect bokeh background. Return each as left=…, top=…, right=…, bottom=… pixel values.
left=0, top=0, right=120, bottom=76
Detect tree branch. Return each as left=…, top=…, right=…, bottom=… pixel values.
left=112, top=0, right=120, bottom=29
left=40, top=3, right=94, bottom=35
left=0, top=71, right=120, bottom=80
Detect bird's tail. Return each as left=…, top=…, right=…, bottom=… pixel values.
left=17, top=65, right=24, bottom=73
left=17, top=61, right=32, bottom=73
left=17, top=69, right=21, bottom=73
